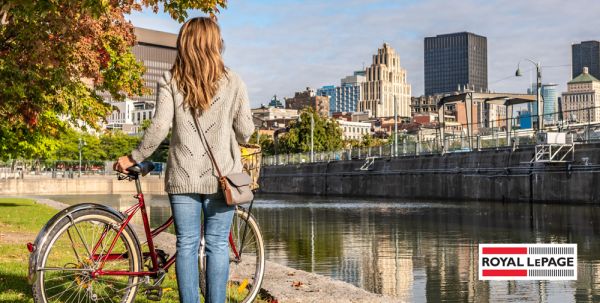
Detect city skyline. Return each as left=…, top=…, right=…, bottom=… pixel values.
left=128, top=0, right=599, bottom=108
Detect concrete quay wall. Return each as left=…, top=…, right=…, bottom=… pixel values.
left=259, top=143, right=600, bottom=203
left=0, top=176, right=165, bottom=195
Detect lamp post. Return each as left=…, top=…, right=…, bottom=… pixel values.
left=516, top=59, right=543, bottom=131
left=78, top=138, right=86, bottom=178
left=394, top=95, right=398, bottom=157
left=378, top=95, right=399, bottom=156
left=298, top=112, right=314, bottom=162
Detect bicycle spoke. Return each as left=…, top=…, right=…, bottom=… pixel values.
left=68, top=216, right=93, bottom=259
left=39, top=212, right=139, bottom=303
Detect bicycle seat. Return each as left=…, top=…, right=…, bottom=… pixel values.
left=126, top=161, right=155, bottom=176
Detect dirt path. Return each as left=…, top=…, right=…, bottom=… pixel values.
left=33, top=198, right=399, bottom=303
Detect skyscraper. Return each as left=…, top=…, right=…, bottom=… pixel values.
left=358, top=43, right=411, bottom=118
left=572, top=41, right=600, bottom=79
left=424, top=32, right=487, bottom=95
left=317, top=85, right=336, bottom=114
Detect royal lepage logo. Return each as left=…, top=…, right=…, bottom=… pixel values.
left=478, top=244, right=577, bottom=280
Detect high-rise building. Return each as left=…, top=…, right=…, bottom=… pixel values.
left=527, top=83, right=559, bottom=124
left=337, top=72, right=366, bottom=113
left=572, top=41, right=600, bottom=79
left=285, top=88, right=330, bottom=117
left=317, top=85, right=336, bottom=114
left=561, top=67, right=600, bottom=123
left=132, top=28, right=177, bottom=105
left=101, top=27, right=177, bottom=134
left=424, top=32, right=487, bottom=95
left=358, top=43, right=411, bottom=118
left=319, top=71, right=366, bottom=115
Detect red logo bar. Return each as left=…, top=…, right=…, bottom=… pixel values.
left=482, top=269, right=528, bottom=277
left=482, top=247, right=527, bottom=254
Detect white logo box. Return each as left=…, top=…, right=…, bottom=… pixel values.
left=478, top=244, right=577, bottom=281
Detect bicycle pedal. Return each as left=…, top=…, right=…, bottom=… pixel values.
left=145, top=286, right=163, bottom=301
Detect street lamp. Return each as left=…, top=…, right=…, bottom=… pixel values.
left=516, top=59, right=543, bottom=131
left=78, top=137, right=86, bottom=177
left=378, top=95, right=399, bottom=156
left=298, top=112, right=314, bottom=162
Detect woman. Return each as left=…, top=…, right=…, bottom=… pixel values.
left=114, top=17, right=254, bottom=303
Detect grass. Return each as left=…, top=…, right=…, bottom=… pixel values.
left=0, top=198, right=269, bottom=303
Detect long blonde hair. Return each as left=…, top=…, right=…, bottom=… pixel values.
left=172, top=17, right=226, bottom=112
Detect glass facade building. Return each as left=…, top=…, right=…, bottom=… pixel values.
left=317, top=85, right=336, bottom=115
left=318, top=71, right=366, bottom=115
left=424, top=32, right=488, bottom=95
left=528, top=83, right=558, bottom=124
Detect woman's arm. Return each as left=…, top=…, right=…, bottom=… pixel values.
left=232, top=81, right=255, bottom=144
left=130, top=78, right=175, bottom=163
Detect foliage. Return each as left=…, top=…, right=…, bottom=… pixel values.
left=277, top=109, right=343, bottom=154
left=250, top=131, right=275, bottom=156
left=0, top=0, right=226, bottom=160
left=47, top=128, right=140, bottom=162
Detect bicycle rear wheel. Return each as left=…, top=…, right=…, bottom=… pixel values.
left=32, top=208, right=142, bottom=303
left=200, top=206, right=265, bottom=303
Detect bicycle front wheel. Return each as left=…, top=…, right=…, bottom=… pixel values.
left=32, top=208, right=142, bottom=303
left=200, top=206, right=266, bottom=303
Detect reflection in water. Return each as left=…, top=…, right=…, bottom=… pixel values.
left=42, top=194, right=600, bottom=302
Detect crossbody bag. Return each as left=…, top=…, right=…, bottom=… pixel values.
left=192, top=112, right=254, bottom=205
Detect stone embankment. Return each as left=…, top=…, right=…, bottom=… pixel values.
left=0, top=175, right=166, bottom=195
left=34, top=198, right=398, bottom=303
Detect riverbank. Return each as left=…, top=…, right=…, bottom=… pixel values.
left=0, top=197, right=396, bottom=303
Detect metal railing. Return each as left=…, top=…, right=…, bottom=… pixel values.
left=0, top=160, right=167, bottom=180
left=263, top=106, right=600, bottom=166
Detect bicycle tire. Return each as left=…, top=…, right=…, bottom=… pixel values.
left=32, top=208, right=142, bottom=303
left=199, top=206, right=265, bottom=303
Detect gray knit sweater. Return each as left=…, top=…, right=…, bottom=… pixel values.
left=130, top=70, right=254, bottom=194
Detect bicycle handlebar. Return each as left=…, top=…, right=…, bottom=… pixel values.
left=125, top=161, right=155, bottom=177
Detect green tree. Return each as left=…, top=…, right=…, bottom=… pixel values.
left=0, top=0, right=226, bottom=160
left=101, top=131, right=141, bottom=161
left=278, top=109, right=343, bottom=154
left=250, top=131, right=275, bottom=156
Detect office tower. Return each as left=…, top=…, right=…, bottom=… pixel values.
left=424, top=32, right=487, bottom=95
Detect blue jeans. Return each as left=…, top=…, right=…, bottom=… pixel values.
left=169, top=193, right=234, bottom=303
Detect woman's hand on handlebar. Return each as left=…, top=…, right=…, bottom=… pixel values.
left=113, top=155, right=136, bottom=173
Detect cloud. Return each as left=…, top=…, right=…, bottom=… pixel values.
left=128, top=0, right=600, bottom=108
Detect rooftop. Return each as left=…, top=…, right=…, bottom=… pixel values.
left=569, top=67, right=599, bottom=84
left=134, top=27, right=177, bottom=49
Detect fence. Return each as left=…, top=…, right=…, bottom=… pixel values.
left=0, top=160, right=167, bottom=179
left=263, top=106, right=600, bottom=166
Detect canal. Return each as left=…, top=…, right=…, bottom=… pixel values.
left=41, top=193, right=600, bottom=302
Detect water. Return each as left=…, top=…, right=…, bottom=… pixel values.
left=40, top=193, right=600, bottom=302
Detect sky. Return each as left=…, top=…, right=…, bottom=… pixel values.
left=127, top=0, right=600, bottom=108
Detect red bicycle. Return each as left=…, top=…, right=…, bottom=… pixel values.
left=27, top=161, right=265, bottom=303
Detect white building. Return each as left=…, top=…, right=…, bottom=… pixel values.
left=251, top=107, right=299, bottom=129
left=337, top=120, right=372, bottom=141
left=561, top=67, right=600, bottom=123
left=106, top=99, right=156, bottom=134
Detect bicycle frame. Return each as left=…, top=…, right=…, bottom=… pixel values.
left=90, top=175, right=241, bottom=278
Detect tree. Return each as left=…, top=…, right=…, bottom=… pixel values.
left=101, top=131, right=141, bottom=161
left=0, top=0, right=226, bottom=160
left=277, top=109, right=343, bottom=154
left=250, top=131, right=275, bottom=156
